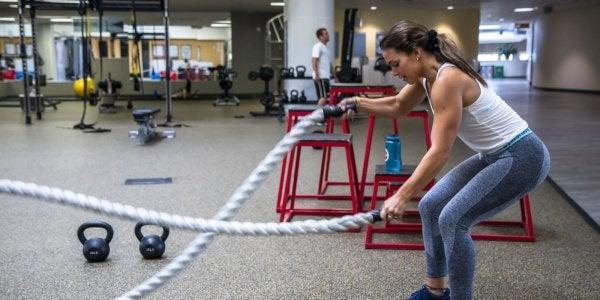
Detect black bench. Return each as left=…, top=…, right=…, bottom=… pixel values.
left=132, top=108, right=161, bottom=124
left=129, top=108, right=175, bottom=144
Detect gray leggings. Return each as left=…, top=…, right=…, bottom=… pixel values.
left=419, top=132, right=550, bottom=299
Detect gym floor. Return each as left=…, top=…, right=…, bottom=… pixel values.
left=1, top=79, right=599, bottom=299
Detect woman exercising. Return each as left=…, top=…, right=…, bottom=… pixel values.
left=339, top=20, right=550, bottom=299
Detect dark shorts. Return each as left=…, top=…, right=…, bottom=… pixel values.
left=313, top=79, right=330, bottom=100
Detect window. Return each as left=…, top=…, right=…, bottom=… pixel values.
left=169, top=45, right=178, bottom=58
left=181, top=44, right=191, bottom=60
left=152, top=45, right=164, bottom=58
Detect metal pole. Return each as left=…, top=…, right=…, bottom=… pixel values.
left=163, top=0, right=172, bottom=123
left=98, top=8, right=103, bottom=82
left=17, top=0, right=31, bottom=125
left=73, top=0, right=94, bottom=130
left=29, top=0, right=43, bottom=120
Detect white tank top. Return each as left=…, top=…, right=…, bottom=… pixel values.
left=422, top=63, right=528, bottom=154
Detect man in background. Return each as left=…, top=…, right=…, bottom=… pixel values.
left=312, top=28, right=338, bottom=106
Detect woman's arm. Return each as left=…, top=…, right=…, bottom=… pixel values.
left=380, top=74, right=464, bottom=218
left=341, top=82, right=426, bottom=118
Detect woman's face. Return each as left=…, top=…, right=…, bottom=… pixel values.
left=382, top=48, right=420, bottom=84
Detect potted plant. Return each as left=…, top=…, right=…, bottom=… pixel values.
left=497, top=43, right=517, bottom=60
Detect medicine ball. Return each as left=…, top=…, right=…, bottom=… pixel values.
left=73, top=77, right=95, bottom=97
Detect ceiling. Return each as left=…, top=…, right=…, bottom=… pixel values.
left=170, top=0, right=600, bottom=29
left=1, top=0, right=599, bottom=30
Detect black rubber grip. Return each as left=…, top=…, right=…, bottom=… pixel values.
left=322, top=103, right=357, bottom=119
left=369, top=209, right=383, bottom=222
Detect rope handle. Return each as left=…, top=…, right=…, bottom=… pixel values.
left=321, top=103, right=357, bottom=119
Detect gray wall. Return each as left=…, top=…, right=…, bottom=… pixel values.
left=531, top=5, right=600, bottom=92
left=231, top=12, right=280, bottom=97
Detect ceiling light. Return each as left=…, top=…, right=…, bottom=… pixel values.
left=0, top=17, right=16, bottom=22
left=210, top=23, right=230, bottom=28
left=370, top=6, right=377, bottom=10
left=447, top=6, right=454, bottom=10
left=0, top=0, right=18, bottom=2
left=270, top=2, right=284, bottom=6
left=214, top=20, right=231, bottom=24
left=514, top=7, right=535, bottom=12
left=479, top=24, right=501, bottom=30
left=50, top=18, right=73, bottom=23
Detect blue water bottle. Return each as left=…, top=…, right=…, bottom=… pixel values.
left=385, top=135, right=402, bottom=173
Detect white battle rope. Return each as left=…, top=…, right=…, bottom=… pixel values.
left=0, top=109, right=378, bottom=299
left=0, top=180, right=377, bottom=235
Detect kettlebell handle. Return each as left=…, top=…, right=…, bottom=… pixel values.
left=135, top=221, right=170, bottom=242
left=77, top=221, right=113, bottom=245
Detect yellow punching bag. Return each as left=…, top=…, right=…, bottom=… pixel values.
left=73, top=77, right=95, bottom=97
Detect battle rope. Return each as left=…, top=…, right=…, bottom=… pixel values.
left=0, top=106, right=361, bottom=299
left=0, top=179, right=381, bottom=235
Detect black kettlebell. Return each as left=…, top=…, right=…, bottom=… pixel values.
left=279, top=67, right=290, bottom=79
left=135, top=222, right=169, bottom=259
left=299, top=90, right=307, bottom=103
left=77, top=221, right=113, bottom=263
left=280, top=90, right=289, bottom=104
left=296, top=65, right=306, bottom=78
left=288, top=67, right=295, bottom=78
left=290, top=89, right=299, bottom=103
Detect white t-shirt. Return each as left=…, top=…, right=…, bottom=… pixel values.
left=312, top=41, right=332, bottom=79
left=422, top=63, right=528, bottom=154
